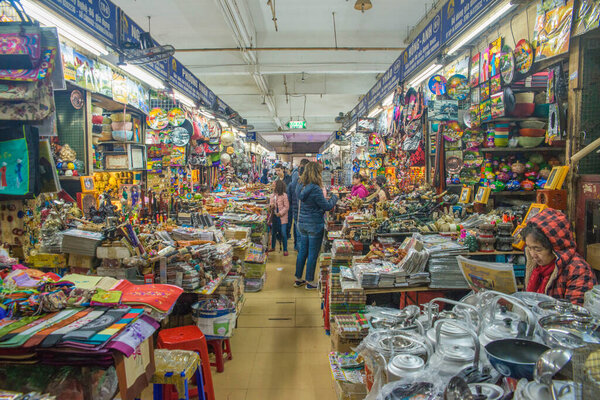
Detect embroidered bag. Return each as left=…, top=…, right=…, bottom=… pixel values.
left=0, top=0, right=41, bottom=70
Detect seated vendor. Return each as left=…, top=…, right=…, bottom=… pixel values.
left=350, top=174, right=368, bottom=199
left=523, top=208, right=596, bottom=305
left=366, top=175, right=391, bottom=203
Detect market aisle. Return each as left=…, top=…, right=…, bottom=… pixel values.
left=214, top=250, right=337, bottom=400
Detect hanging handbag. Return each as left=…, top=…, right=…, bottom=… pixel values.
left=0, top=75, right=54, bottom=120
left=0, top=123, right=40, bottom=199
left=0, top=0, right=42, bottom=70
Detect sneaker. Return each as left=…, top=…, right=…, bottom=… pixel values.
left=306, top=283, right=318, bottom=290
left=294, top=280, right=307, bottom=288
left=283, top=251, right=289, bottom=256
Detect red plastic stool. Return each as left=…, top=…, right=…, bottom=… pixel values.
left=206, top=338, right=232, bottom=373
left=157, top=326, right=215, bottom=400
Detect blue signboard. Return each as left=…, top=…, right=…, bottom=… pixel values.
left=198, top=83, right=216, bottom=108
left=246, top=132, right=257, bottom=142
left=364, top=55, right=403, bottom=110
left=403, top=11, right=442, bottom=79
left=356, top=97, right=368, bottom=119
left=170, top=57, right=201, bottom=103
left=441, top=0, right=496, bottom=44
left=41, top=0, right=118, bottom=46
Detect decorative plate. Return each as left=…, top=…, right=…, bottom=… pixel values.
left=147, top=108, right=169, bottom=130
left=499, top=47, right=515, bottom=84
left=447, top=75, right=469, bottom=100
left=70, top=89, right=84, bottom=109
left=226, top=146, right=235, bottom=155
left=428, top=75, right=448, bottom=96
left=167, top=108, right=186, bottom=126
left=169, top=127, right=191, bottom=147
left=446, top=156, right=463, bottom=174
left=514, top=39, right=534, bottom=74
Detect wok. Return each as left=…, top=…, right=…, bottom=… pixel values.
left=484, top=338, right=550, bottom=380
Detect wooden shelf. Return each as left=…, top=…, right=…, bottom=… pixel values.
left=467, top=251, right=523, bottom=255
left=93, top=168, right=146, bottom=172
left=363, top=286, right=468, bottom=295
left=482, top=117, right=547, bottom=123
left=481, top=146, right=564, bottom=153
left=97, top=141, right=143, bottom=145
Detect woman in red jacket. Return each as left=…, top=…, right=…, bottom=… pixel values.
left=269, top=179, right=290, bottom=256
left=523, top=208, right=597, bottom=305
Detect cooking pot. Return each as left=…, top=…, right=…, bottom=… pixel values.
left=366, top=329, right=431, bottom=362
left=537, top=314, right=600, bottom=349
left=480, top=295, right=536, bottom=346
left=484, top=338, right=550, bottom=380
left=387, top=354, right=426, bottom=382
left=468, top=383, right=505, bottom=400
left=428, top=319, right=480, bottom=379
left=424, top=298, right=482, bottom=340
left=532, top=299, right=590, bottom=319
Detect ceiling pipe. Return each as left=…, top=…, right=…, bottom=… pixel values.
left=176, top=46, right=406, bottom=52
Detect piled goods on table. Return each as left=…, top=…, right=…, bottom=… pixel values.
left=330, top=257, right=367, bottom=316
left=419, top=234, right=469, bottom=288
left=243, top=243, right=267, bottom=292
left=191, top=295, right=236, bottom=338
left=333, top=313, right=371, bottom=340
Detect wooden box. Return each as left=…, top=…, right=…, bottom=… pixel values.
left=68, top=254, right=96, bottom=269
left=28, top=253, right=67, bottom=269
left=536, top=189, right=567, bottom=210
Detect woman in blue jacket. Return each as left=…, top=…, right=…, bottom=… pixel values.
left=294, top=162, right=338, bottom=289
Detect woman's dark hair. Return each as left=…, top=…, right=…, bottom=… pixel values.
left=274, top=179, right=286, bottom=195
left=521, top=223, right=553, bottom=250
left=353, top=173, right=365, bottom=183
left=375, top=175, right=391, bottom=200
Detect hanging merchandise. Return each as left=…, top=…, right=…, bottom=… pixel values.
left=499, top=46, right=515, bottom=85
left=446, top=75, right=469, bottom=100
left=147, top=108, right=169, bottom=130
left=514, top=39, right=535, bottom=74
left=221, top=130, right=235, bottom=146
left=402, top=120, right=423, bottom=152
left=0, top=124, right=40, bottom=199
left=573, top=0, right=600, bottom=36
left=428, top=75, right=447, bottom=96
left=167, top=107, right=185, bottom=126
left=533, top=0, right=574, bottom=61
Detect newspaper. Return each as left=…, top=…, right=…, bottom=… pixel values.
left=456, top=256, right=517, bottom=294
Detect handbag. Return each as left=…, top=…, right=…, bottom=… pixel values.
left=0, top=123, right=40, bottom=199
left=0, top=75, right=54, bottom=120
left=0, top=0, right=42, bottom=70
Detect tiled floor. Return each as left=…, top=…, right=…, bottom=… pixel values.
left=213, top=250, right=337, bottom=400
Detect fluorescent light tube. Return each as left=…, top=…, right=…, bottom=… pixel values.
left=408, top=63, right=443, bottom=88
left=382, top=92, right=394, bottom=107
left=368, top=107, right=383, bottom=118
left=218, top=120, right=229, bottom=128
left=347, top=123, right=357, bottom=134
left=173, top=90, right=196, bottom=108
left=120, top=64, right=165, bottom=89
left=199, top=109, right=215, bottom=119
left=447, top=2, right=516, bottom=55
left=21, top=0, right=108, bottom=56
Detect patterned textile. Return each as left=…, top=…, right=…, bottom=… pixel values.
left=525, top=208, right=597, bottom=305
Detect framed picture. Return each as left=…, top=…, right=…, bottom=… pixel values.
left=80, top=176, right=95, bottom=193
left=524, top=203, right=548, bottom=223
left=357, top=117, right=377, bottom=133
left=512, top=223, right=527, bottom=250
left=459, top=187, right=472, bottom=203
left=77, top=191, right=97, bottom=217
left=474, top=186, right=491, bottom=204
left=544, top=166, right=569, bottom=190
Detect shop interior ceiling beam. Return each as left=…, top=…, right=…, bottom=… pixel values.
left=176, top=46, right=405, bottom=52
left=214, top=0, right=283, bottom=130
left=188, top=62, right=393, bottom=76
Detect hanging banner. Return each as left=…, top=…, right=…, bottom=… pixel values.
left=441, top=0, right=496, bottom=44
left=364, top=56, right=403, bottom=110
left=40, top=0, right=119, bottom=46
left=356, top=98, right=368, bottom=119
left=170, top=57, right=201, bottom=103
left=246, top=132, right=257, bottom=142
left=403, top=11, right=442, bottom=79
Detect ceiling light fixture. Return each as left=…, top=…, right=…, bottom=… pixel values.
left=120, top=64, right=165, bottom=89
left=173, top=90, right=196, bottom=108
left=382, top=92, right=395, bottom=107
left=368, top=107, right=383, bottom=118
left=447, top=2, right=516, bottom=55
left=218, top=120, right=229, bottom=128
left=354, top=0, right=372, bottom=13
left=408, top=63, right=443, bottom=88
left=199, top=109, right=215, bottom=119
left=21, top=0, right=108, bottom=56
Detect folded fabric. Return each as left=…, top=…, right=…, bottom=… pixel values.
left=22, top=308, right=90, bottom=348
left=40, top=308, right=106, bottom=348
left=91, top=115, right=104, bottom=124
left=86, top=308, right=144, bottom=345
left=102, top=123, right=112, bottom=132
left=111, top=122, right=132, bottom=131
left=58, top=274, right=104, bottom=291
left=0, top=309, right=79, bottom=348
left=90, top=289, right=122, bottom=307
left=105, top=314, right=159, bottom=357
left=0, top=315, right=46, bottom=342
left=92, top=124, right=103, bottom=134
left=114, top=281, right=183, bottom=313
left=61, top=308, right=130, bottom=342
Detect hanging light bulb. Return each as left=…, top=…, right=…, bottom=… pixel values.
left=354, top=0, right=372, bottom=13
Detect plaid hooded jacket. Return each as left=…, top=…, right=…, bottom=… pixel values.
left=524, top=208, right=597, bottom=305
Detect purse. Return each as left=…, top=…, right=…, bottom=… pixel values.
left=0, top=0, right=42, bottom=70
left=0, top=76, right=54, bottom=121
left=0, top=123, right=40, bottom=199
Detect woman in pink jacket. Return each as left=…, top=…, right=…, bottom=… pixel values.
left=350, top=173, right=369, bottom=199
left=269, top=179, right=290, bottom=255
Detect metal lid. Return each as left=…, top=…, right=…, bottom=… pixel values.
left=442, top=345, right=474, bottom=361
left=389, top=354, right=424, bottom=372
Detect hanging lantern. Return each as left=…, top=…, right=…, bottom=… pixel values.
left=354, top=0, right=372, bottom=12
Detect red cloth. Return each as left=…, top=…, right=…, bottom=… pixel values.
left=527, top=261, right=556, bottom=294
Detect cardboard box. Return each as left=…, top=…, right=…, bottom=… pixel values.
left=330, top=322, right=363, bottom=353
left=97, top=246, right=131, bottom=259
left=334, top=380, right=367, bottom=400
left=587, top=243, right=600, bottom=271
left=28, top=253, right=67, bottom=269
left=68, top=254, right=96, bottom=269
